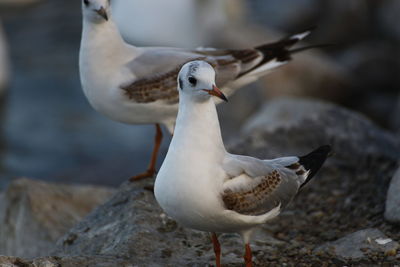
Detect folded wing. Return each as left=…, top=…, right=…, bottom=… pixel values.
left=221, top=145, right=331, bottom=216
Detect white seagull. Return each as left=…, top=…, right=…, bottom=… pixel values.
left=80, top=0, right=315, bottom=181
left=154, top=61, right=331, bottom=267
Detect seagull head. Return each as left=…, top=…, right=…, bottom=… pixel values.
left=82, top=0, right=111, bottom=23
left=178, top=60, right=227, bottom=103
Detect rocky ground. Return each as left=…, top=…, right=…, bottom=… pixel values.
left=0, top=178, right=115, bottom=259
left=0, top=98, right=399, bottom=266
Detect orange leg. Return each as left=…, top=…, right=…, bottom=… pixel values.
left=244, top=243, right=252, bottom=267
left=130, top=124, right=163, bottom=182
left=211, top=233, right=221, bottom=267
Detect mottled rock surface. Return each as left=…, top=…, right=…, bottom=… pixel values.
left=239, top=97, right=400, bottom=169
left=314, top=228, right=399, bottom=261
left=53, top=179, right=251, bottom=266
left=385, top=166, right=400, bottom=223
left=51, top=98, right=400, bottom=265
left=0, top=256, right=132, bottom=267
left=0, top=178, right=115, bottom=258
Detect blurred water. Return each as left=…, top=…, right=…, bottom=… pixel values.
left=0, top=1, right=173, bottom=189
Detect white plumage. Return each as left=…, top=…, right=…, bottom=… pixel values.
left=155, top=61, right=330, bottom=266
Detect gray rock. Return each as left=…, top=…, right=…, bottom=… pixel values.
left=314, top=228, right=399, bottom=261
left=0, top=178, right=115, bottom=258
left=53, top=179, right=252, bottom=266
left=0, top=255, right=133, bottom=267
left=385, top=167, right=400, bottom=223
left=238, top=97, right=399, bottom=171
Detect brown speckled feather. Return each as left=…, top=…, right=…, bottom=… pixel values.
left=221, top=145, right=331, bottom=216
left=222, top=170, right=283, bottom=215
left=122, top=64, right=182, bottom=104
left=221, top=155, right=305, bottom=216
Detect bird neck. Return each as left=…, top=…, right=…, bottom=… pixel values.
left=173, top=95, right=225, bottom=154
left=81, top=18, right=135, bottom=63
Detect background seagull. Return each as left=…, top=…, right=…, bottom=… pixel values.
left=80, top=0, right=315, bottom=181
left=154, top=61, right=331, bottom=267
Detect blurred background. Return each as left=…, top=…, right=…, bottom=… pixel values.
left=0, top=0, right=398, bottom=190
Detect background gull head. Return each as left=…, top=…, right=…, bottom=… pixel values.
left=82, top=0, right=111, bottom=23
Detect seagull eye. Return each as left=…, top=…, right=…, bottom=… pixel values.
left=83, top=0, right=90, bottom=6
left=188, top=76, right=197, bottom=86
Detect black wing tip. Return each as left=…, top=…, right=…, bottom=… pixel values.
left=299, top=145, right=332, bottom=188
left=254, top=26, right=318, bottom=61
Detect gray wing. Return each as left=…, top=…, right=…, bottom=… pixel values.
left=120, top=28, right=312, bottom=104
left=120, top=47, right=259, bottom=104
left=121, top=48, right=202, bottom=104
left=221, top=153, right=306, bottom=216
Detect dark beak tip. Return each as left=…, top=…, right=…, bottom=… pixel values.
left=96, top=7, right=108, bottom=21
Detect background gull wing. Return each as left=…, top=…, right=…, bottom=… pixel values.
left=120, top=48, right=254, bottom=104
left=120, top=29, right=312, bottom=104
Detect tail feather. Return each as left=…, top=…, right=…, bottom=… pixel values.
left=298, top=145, right=332, bottom=188
left=255, top=28, right=313, bottom=62
left=239, top=28, right=315, bottom=78
left=255, top=27, right=313, bottom=51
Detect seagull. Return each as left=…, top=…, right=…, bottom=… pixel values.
left=154, top=61, right=331, bottom=267
left=80, top=0, right=316, bottom=181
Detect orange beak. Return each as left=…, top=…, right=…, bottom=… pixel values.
left=203, top=85, right=228, bottom=102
